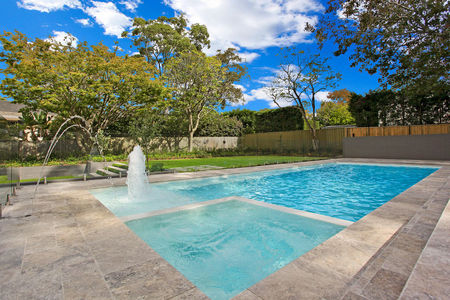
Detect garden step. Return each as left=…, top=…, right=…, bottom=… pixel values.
left=89, top=172, right=102, bottom=178
left=107, top=166, right=128, bottom=174
left=96, top=169, right=117, bottom=177
left=113, top=163, right=128, bottom=170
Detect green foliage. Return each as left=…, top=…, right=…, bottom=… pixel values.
left=163, top=50, right=245, bottom=151
left=123, top=15, right=210, bottom=76
left=223, top=109, right=257, bottom=134
left=196, top=110, right=243, bottom=137
left=267, top=48, right=341, bottom=150
left=310, top=0, right=449, bottom=96
left=224, top=106, right=304, bottom=134
left=348, top=89, right=449, bottom=126
left=149, top=162, right=164, bottom=172
left=0, top=31, right=164, bottom=139
left=316, top=102, right=355, bottom=126
left=255, top=107, right=304, bottom=133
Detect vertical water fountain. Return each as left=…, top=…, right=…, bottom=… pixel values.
left=127, top=145, right=149, bottom=202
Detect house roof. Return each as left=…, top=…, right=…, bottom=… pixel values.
left=0, top=101, right=24, bottom=122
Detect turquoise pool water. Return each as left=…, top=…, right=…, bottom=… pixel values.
left=126, top=200, right=345, bottom=300
left=91, top=163, right=438, bottom=222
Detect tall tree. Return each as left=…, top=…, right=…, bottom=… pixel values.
left=316, top=101, right=355, bottom=126
left=164, top=50, right=244, bottom=151
left=327, top=88, right=351, bottom=104
left=266, top=48, right=341, bottom=151
left=0, top=31, right=164, bottom=139
left=308, top=0, right=449, bottom=95
left=122, top=15, right=210, bottom=77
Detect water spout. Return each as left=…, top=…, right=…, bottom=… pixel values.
left=127, top=145, right=149, bottom=202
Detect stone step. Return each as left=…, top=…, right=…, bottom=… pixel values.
left=107, top=166, right=128, bottom=174
left=96, top=169, right=117, bottom=177
left=113, top=163, right=128, bottom=170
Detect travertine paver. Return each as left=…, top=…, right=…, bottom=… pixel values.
left=399, top=191, right=450, bottom=299
left=0, top=158, right=448, bottom=300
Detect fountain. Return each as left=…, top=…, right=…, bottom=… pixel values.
left=127, top=145, right=149, bottom=202
left=33, top=115, right=111, bottom=199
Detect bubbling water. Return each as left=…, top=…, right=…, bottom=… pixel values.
left=127, top=145, right=149, bottom=202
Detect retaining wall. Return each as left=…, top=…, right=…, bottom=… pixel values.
left=343, top=134, right=450, bottom=160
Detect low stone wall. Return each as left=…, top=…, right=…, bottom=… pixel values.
left=0, top=136, right=239, bottom=160
left=1, top=161, right=118, bottom=181
left=343, top=134, right=450, bottom=160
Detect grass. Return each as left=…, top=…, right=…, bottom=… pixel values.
left=146, top=155, right=326, bottom=170
left=0, top=155, right=327, bottom=183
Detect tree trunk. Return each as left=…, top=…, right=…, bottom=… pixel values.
left=188, top=131, right=194, bottom=152
left=310, top=127, right=319, bottom=152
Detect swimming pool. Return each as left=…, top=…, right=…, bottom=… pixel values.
left=91, top=163, right=438, bottom=222
left=90, top=162, right=438, bottom=300
left=126, top=199, right=345, bottom=300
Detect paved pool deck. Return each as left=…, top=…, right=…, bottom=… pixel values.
left=0, top=158, right=449, bottom=299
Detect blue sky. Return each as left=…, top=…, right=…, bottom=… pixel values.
left=2, top=0, right=381, bottom=111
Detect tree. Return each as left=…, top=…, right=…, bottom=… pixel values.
left=308, top=0, right=449, bottom=96
left=0, top=31, right=164, bottom=141
left=164, top=50, right=245, bottom=151
left=196, top=109, right=243, bottom=137
left=123, top=15, right=210, bottom=77
left=266, top=48, right=341, bottom=151
left=316, top=102, right=355, bottom=126
left=327, top=88, right=351, bottom=104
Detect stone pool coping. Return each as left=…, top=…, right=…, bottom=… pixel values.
left=1, top=158, right=449, bottom=299
left=120, top=195, right=354, bottom=227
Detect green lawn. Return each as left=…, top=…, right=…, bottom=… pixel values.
left=0, top=155, right=326, bottom=183
left=147, top=155, right=326, bottom=170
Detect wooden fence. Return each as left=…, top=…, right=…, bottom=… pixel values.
left=239, top=128, right=346, bottom=153
left=345, top=124, right=450, bottom=137
left=239, top=124, right=450, bottom=154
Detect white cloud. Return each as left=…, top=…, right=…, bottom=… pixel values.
left=84, top=1, right=132, bottom=37
left=120, top=0, right=142, bottom=12
left=17, top=0, right=81, bottom=12
left=46, top=30, right=78, bottom=47
left=239, top=52, right=260, bottom=63
left=164, top=0, right=322, bottom=53
left=75, top=18, right=93, bottom=27
left=243, top=87, right=271, bottom=105
left=314, top=91, right=331, bottom=102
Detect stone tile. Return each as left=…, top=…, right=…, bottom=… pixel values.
left=170, top=287, right=210, bottom=300
left=362, top=268, right=408, bottom=300
left=297, top=234, right=378, bottom=279
left=232, top=289, right=262, bottom=300
left=389, top=232, right=427, bottom=256
left=62, top=258, right=112, bottom=299
left=0, top=246, right=24, bottom=272
left=105, top=257, right=194, bottom=299
left=74, top=207, right=115, bottom=225
left=21, top=247, right=64, bottom=275
left=25, top=233, right=57, bottom=254
left=400, top=259, right=450, bottom=299
left=55, top=224, right=85, bottom=247
left=382, top=247, right=420, bottom=277
left=347, top=275, right=370, bottom=295
left=88, top=233, right=159, bottom=274
left=13, top=268, right=63, bottom=300
left=338, top=214, right=402, bottom=248
left=249, top=260, right=349, bottom=300
left=341, top=291, right=368, bottom=300
left=79, top=217, right=131, bottom=244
